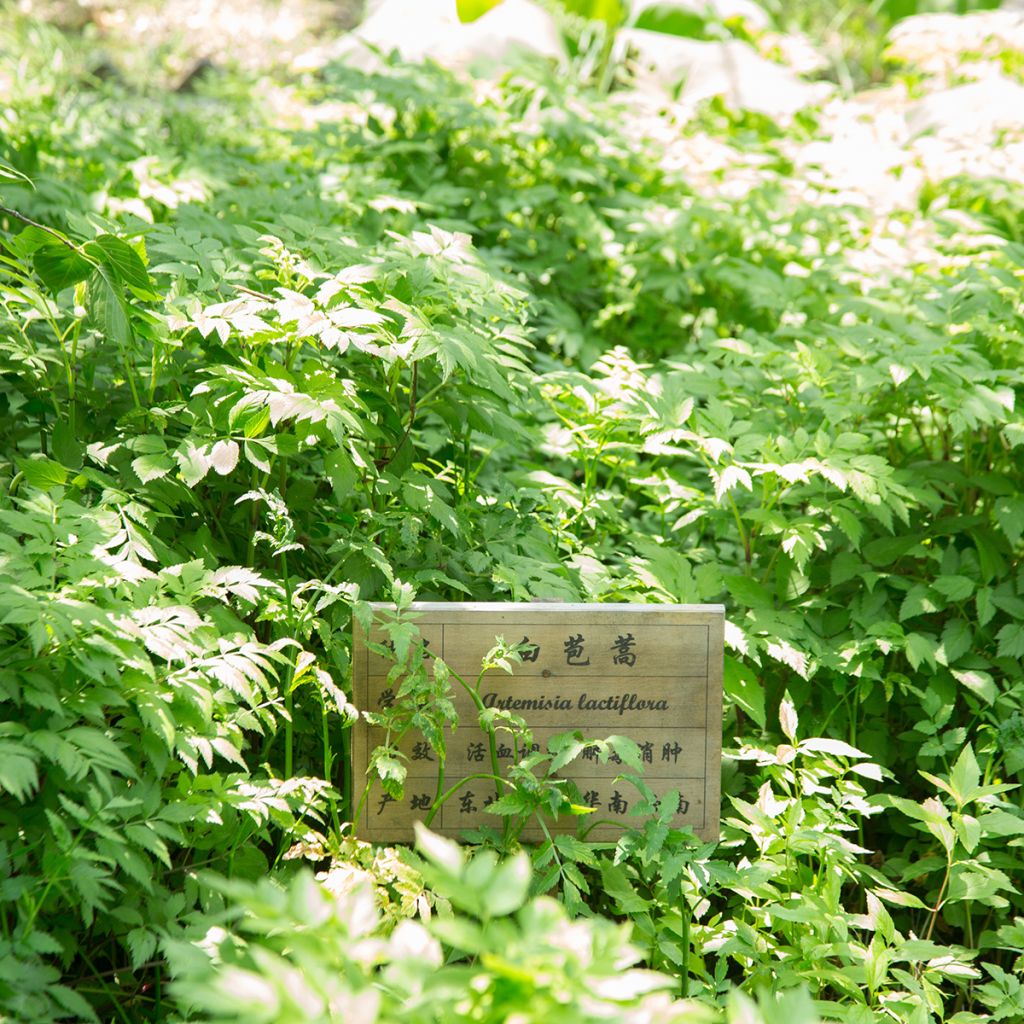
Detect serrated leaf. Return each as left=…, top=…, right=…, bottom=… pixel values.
left=125, top=823, right=171, bottom=868
left=127, top=926, right=158, bottom=969
left=765, top=639, right=809, bottom=679
left=52, top=419, right=83, bottom=468
left=779, top=693, right=798, bottom=742
left=905, top=632, right=937, bottom=671
left=132, top=453, right=174, bottom=483
left=951, top=667, right=996, bottom=704
left=996, top=623, right=1024, bottom=660
left=954, top=812, right=981, bottom=853
left=549, top=736, right=587, bottom=774
left=84, top=234, right=152, bottom=293
left=933, top=575, right=975, bottom=602
left=49, top=983, right=99, bottom=1022
left=714, top=464, right=752, bottom=503
left=175, top=440, right=211, bottom=487
left=17, top=457, right=67, bottom=489
left=949, top=745, right=981, bottom=805
left=724, top=655, right=765, bottom=728
left=976, top=587, right=995, bottom=627
left=33, top=239, right=93, bottom=292
left=599, top=861, right=650, bottom=913
left=939, top=619, right=972, bottom=666
left=900, top=584, right=937, bottom=621
left=0, top=742, right=39, bottom=801
left=209, top=440, right=240, bottom=475
left=87, top=264, right=131, bottom=347
left=994, top=497, right=1024, bottom=547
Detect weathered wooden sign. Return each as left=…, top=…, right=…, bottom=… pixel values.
left=352, top=602, right=723, bottom=843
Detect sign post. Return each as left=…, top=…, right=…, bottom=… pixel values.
left=352, top=602, right=724, bottom=843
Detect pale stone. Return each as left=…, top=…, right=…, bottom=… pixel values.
left=315, top=0, right=562, bottom=74
left=906, top=75, right=1024, bottom=140
left=436, top=0, right=563, bottom=71
left=620, top=29, right=832, bottom=117
left=887, top=10, right=1024, bottom=78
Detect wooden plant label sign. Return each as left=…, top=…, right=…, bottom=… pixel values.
left=352, top=602, right=724, bottom=843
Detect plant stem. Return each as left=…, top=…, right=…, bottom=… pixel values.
left=923, top=859, right=952, bottom=942
left=424, top=772, right=511, bottom=827
left=0, top=204, right=79, bottom=250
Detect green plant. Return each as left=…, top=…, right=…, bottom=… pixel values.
left=165, top=823, right=807, bottom=1024
left=2, top=4, right=1024, bottom=1020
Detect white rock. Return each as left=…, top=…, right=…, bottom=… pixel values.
left=310, top=0, right=453, bottom=71
left=313, top=0, right=562, bottom=74
left=906, top=75, right=1024, bottom=140
left=621, top=29, right=832, bottom=117
left=887, top=11, right=1024, bottom=78
left=435, top=0, right=564, bottom=70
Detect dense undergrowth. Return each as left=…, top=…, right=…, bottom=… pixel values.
left=1, top=7, right=1024, bottom=1022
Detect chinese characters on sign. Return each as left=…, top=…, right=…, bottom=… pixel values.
left=351, top=603, right=724, bottom=843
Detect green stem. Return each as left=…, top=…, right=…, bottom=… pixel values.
left=424, top=772, right=511, bottom=828
left=923, top=858, right=953, bottom=942
left=76, top=946, right=134, bottom=1024
left=281, top=550, right=295, bottom=779
left=679, top=887, right=691, bottom=999
left=0, top=205, right=80, bottom=250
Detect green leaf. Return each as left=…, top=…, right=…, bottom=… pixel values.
left=830, top=551, right=865, bottom=585
left=939, top=619, right=972, bottom=666
left=17, top=457, right=68, bottom=489
left=996, top=624, right=1024, bottom=660
left=953, top=812, right=981, bottom=853
left=0, top=741, right=39, bottom=801
left=952, top=668, right=996, bottom=705
left=562, top=0, right=626, bottom=24
left=51, top=420, right=83, bottom=469
left=900, top=584, right=938, bottom=621
left=905, top=632, right=937, bottom=671
left=33, top=239, right=93, bottom=292
left=127, top=926, right=158, bottom=969
left=455, top=0, right=504, bottom=21
left=124, top=823, right=171, bottom=868
left=779, top=693, right=798, bottom=742
left=87, top=264, right=132, bottom=347
left=84, top=234, right=154, bottom=295
left=486, top=853, right=531, bottom=917
left=549, top=736, right=588, bottom=774
left=949, top=745, right=981, bottom=805
left=978, top=809, right=1024, bottom=837
left=0, top=160, right=34, bottom=186
left=724, top=655, right=765, bottom=728
left=724, top=574, right=773, bottom=608
left=994, top=497, right=1024, bottom=547
left=633, top=3, right=707, bottom=39
left=864, top=534, right=919, bottom=567
left=49, top=984, right=99, bottom=1023
left=132, top=453, right=174, bottom=483
left=599, top=861, right=650, bottom=913
left=976, top=587, right=996, bottom=627
left=933, top=575, right=975, bottom=602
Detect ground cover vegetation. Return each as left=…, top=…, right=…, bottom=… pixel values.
left=1, top=2, right=1024, bottom=1021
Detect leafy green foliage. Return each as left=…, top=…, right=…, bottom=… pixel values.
left=166, top=824, right=790, bottom=1023
left=0, top=3, right=1023, bottom=1022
